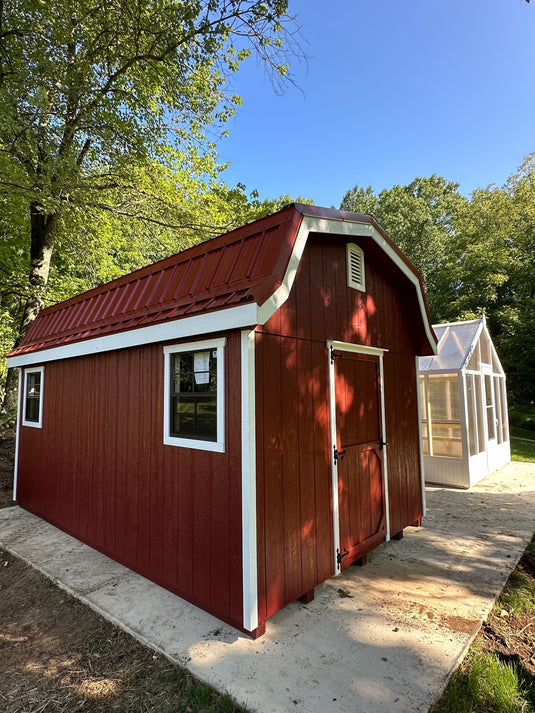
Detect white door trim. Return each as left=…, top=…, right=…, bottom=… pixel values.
left=327, top=341, right=390, bottom=574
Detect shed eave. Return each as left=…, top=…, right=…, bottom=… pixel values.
left=6, top=301, right=259, bottom=368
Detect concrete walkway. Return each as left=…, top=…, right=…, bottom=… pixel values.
left=1, top=462, right=535, bottom=713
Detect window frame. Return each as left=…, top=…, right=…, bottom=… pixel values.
left=163, top=337, right=226, bottom=452
left=22, top=365, right=44, bottom=428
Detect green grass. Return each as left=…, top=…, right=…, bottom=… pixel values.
left=509, top=405, right=535, bottom=433
left=511, top=437, right=535, bottom=463
left=432, top=534, right=535, bottom=713
left=433, top=651, right=534, bottom=713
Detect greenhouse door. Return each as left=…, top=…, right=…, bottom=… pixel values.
left=328, top=342, right=389, bottom=572
left=482, top=366, right=499, bottom=474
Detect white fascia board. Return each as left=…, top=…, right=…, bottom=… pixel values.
left=7, top=303, right=258, bottom=368
left=258, top=215, right=437, bottom=354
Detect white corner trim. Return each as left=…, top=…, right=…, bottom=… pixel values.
left=7, top=303, right=257, bottom=368
left=241, top=330, right=258, bottom=632
left=21, top=366, right=44, bottom=429
left=13, top=369, right=21, bottom=501
left=163, top=337, right=226, bottom=453
left=257, top=215, right=436, bottom=355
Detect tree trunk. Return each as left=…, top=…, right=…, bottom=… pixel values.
left=1, top=203, right=59, bottom=418
left=18, top=202, right=59, bottom=339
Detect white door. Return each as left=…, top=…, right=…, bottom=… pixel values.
left=482, top=366, right=499, bottom=474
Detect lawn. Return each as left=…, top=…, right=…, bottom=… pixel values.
left=431, top=411, right=535, bottom=713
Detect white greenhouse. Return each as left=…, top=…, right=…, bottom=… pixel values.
left=418, top=317, right=510, bottom=488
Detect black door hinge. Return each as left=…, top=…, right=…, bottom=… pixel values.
left=330, top=346, right=342, bottom=364
left=333, top=445, right=346, bottom=464
left=337, top=547, right=349, bottom=570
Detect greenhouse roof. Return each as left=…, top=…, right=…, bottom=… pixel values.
left=419, top=318, right=483, bottom=373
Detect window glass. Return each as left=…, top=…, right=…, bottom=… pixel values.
left=467, top=374, right=478, bottom=457
left=23, top=367, right=44, bottom=428
left=171, top=350, right=217, bottom=441
left=485, top=374, right=496, bottom=440
left=163, top=338, right=225, bottom=452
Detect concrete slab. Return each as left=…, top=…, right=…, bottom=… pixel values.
left=1, top=461, right=535, bottom=713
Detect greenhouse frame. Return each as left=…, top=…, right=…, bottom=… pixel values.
left=418, top=316, right=510, bottom=488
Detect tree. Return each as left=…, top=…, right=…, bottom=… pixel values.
left=0, top=0, right=299, bottom=343
left=340, top=175, right=467, bottom=321
left=451, top=156, right=535, bottom=403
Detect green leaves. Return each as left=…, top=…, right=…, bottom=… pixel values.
left=340, top=158, right=535, bottom=404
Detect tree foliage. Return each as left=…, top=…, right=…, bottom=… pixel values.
left=340, top=158, right=535, bottom=404
left=0, top=0, right=300, bottom=342
left=340, top=175, right=468, bottom=320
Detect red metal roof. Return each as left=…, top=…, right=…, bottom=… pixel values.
left=9, top=204, right=435, bottom=360
left=10, top=206, right=303, bottom=357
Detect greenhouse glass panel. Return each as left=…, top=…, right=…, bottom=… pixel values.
left=427, top=376, right=462, bottom=458
left=467, top=375, right=478, bottom=457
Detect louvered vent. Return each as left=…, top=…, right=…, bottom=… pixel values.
left=347, top=243, right=365, bottom=291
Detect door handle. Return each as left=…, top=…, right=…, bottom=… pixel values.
left=333, top=446, right=346, bottom=464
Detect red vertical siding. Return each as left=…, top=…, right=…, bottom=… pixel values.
left=256, top=234, right=423, bottom=616
left=16, top=332, right=244, bottom=631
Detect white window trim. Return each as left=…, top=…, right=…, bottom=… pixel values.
left=163, top=338, right=226, bottom=452
left=22, top=365, right=44, bottom=428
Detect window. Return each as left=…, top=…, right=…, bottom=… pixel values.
left=347, top=243, right=365, bottom=291
left=23, top=366, right=44, bottom=428
left=163, top=338, right=225, bottom=452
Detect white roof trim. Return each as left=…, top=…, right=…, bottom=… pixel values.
left=7, top=303, right=258, bottom=367
left=258, top=214, right=436, bottom=354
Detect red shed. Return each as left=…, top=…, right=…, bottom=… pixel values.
left=8, top=204, right=436, bottom=637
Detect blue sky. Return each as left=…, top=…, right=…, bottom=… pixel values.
left=219, top=0, right=535, bottom=207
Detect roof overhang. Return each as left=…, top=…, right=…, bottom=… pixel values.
left=8, top=206, right=437, bottom=368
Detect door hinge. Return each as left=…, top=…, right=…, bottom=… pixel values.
left=330, top=345, right=342, bottom=364
left=333, top=445, right=346, bottom=465
left=379, top=438, right=389, bottom=450
left=337, top=547, right=349, bottom=570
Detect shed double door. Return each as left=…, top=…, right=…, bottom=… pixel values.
left=332, top=348, right=387, bottom=569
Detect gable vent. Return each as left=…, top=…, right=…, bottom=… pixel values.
left=347, top=243, right=365, bottom=291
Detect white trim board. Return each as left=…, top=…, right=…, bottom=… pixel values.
left=327, top=339, right=390, bottom=574
left=240, top=330, right=258, bottom=633
left=259, top=215, right=436, bottom=356
left=162, top=338, right=226, bottom=453
left=8, top=303, right=257, bottom=368
left=13, top=369, right=21, bottom=501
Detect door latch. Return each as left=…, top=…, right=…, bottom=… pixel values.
left=333, top=446, right=346, bottom=464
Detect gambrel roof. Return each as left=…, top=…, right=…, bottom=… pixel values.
left=8, top=204, right=436, bottom=367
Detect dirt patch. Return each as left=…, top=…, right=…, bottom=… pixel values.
left=0, top=433, right=244, bottom=712
left=0, top=429, right=15, bottom=508
left=479, top=554, right=535, bottom=675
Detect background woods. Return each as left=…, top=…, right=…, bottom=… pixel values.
left=1, top=2, right=534, bottom=416
left=340, top=156, right=535, bottom=406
